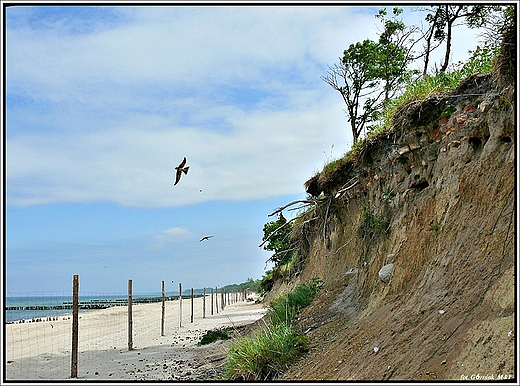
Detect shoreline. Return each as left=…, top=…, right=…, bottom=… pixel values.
left=5, top=296, right=266, bottom=381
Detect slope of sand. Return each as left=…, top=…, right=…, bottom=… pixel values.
left=5, top=296, right=266, bottom=381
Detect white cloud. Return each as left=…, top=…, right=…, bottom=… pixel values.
left=153, top=227, right=195, bottom=246
left=6, top=90, right=347, bottom=207
left=6, top=6, right=377, bottom=97
left=6, top=5, right=486, bottom=208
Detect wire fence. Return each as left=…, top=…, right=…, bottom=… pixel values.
left=4, top=276, right=252, bottom=380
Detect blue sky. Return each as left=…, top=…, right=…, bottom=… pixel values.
left=4, top=3, right=487, bottom=295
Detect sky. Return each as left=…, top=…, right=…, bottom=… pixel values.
left=3, top=2, right=491, bottom=296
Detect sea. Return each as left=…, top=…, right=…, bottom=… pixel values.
left=5, top=295, right=119, bottom=323
left=5, top=290, right=205, bottom=323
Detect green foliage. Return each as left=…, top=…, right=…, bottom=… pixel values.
left=374, top=43, right=498, bottom=133
left=267, top=278, right=323, bottom=326
left=361, top=204, right=390, bottom=235
left=225, top=279, right=321, bottom=380
left=262, top=213, right=296, bottom=268
left=441, top=103, right=456, bottom=118
left=198, top=327, right=230, bottom=345
left=225, top=323, right=306, bottom=381
left=382, top=188, right=395, bottom=201
left=456, top=45, right=499, bottom=78
left=260, top=270, right=275, bottom=293
left=259, top=251, right=301, bottom=294
left=322, top=157, right=343, bottom=176
left=222, top=278, right=262, bottom=294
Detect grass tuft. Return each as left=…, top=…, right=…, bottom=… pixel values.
left=225, top=279, right=322, bottom=380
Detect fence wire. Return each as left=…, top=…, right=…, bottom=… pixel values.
left=4, top=282, right=248, bottom=380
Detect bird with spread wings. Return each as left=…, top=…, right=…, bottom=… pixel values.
left=200, top=235, right=213, bottom=242
left=174, top=157, right=189, bottom=186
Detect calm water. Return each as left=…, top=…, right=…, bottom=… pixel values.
left=4, top=293, right=182, bottom=323
left=5, top=295, right=117, bottom=323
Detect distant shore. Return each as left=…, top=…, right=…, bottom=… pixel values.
left=5, top=296, right=266, bottom=380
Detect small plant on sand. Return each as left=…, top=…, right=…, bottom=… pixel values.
left=198, top=327, right=230, bottom=345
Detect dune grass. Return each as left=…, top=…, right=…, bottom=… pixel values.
left=225, top=279, right=322, bottom=380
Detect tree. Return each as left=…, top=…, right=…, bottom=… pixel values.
left=322, top=8, right=419, bottom=143
left=419, top=5, right=504, bottom=73
left=322, top=39, right=384, bottom=143
left=375, top=8, right=421, bottom=101
left=420, top=6, right=444, bottom=76
left=261, top=213, right=294, bottom=267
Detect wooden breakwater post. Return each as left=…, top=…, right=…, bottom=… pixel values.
left=128, top=279, right=133, bottom=351
left=71, top=274, right=79, bottom=378
left=190, top=288, right=194, bottom=323
left=203, top=287, right=206, bottom=318
left=161, top=280, right=165, bottom=336
left=178, top=283, right=183, bottom=328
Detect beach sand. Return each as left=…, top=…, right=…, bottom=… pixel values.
left=5, top=296, right=266, bottom=381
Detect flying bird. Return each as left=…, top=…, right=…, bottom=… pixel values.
left=200, top=235, right=213, bottom=242
left=174, top=157, right=189, bottom=186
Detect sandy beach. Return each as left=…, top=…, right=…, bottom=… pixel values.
left=5, top=296, right=266, bottom=381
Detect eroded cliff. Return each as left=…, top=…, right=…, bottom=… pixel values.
left=271, top=51, right=515, bottom=381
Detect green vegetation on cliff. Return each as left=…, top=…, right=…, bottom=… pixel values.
left=225, top=279, right=322, bottom=380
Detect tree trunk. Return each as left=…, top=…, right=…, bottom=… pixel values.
left=423, top=8, right=441, bottom=76
left=440, top=6, right=463, bottom=73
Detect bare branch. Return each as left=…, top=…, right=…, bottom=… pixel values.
left=268, top=199, right=318, bottom=217
left=334, top=178, right=359, bottom=199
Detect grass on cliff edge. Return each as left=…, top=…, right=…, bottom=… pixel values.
left=316, top=44, right=499, bottom=182
left=225, top=278, right=322, bottom=381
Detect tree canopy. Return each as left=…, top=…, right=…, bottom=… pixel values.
left=323, top=6, right=509, bottom=145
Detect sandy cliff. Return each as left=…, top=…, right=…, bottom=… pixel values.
left=271, top=41, right=515, bottom=381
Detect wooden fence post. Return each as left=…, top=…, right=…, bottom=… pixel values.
left=71, top=274, right=79, bottom=378
left=190, top=288, right=194, bottom=323
left=161, top=280, right=165, bottom=336
left=203, top=287, right=206, bottom=318
left=179, top=283, right=183, bottom=328
left=215, top=286, right=218, bottom=313
left=211, top=288, right=214, bottom=315
left=128, top=279, right=133, bottom=351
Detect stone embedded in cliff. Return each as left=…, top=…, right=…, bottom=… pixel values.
left=378, top=264, right=394, bottom=283
left=398, top=145, right=411, bottom=156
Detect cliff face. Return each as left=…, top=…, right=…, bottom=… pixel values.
left=273, top=72, right=515, bottom=380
